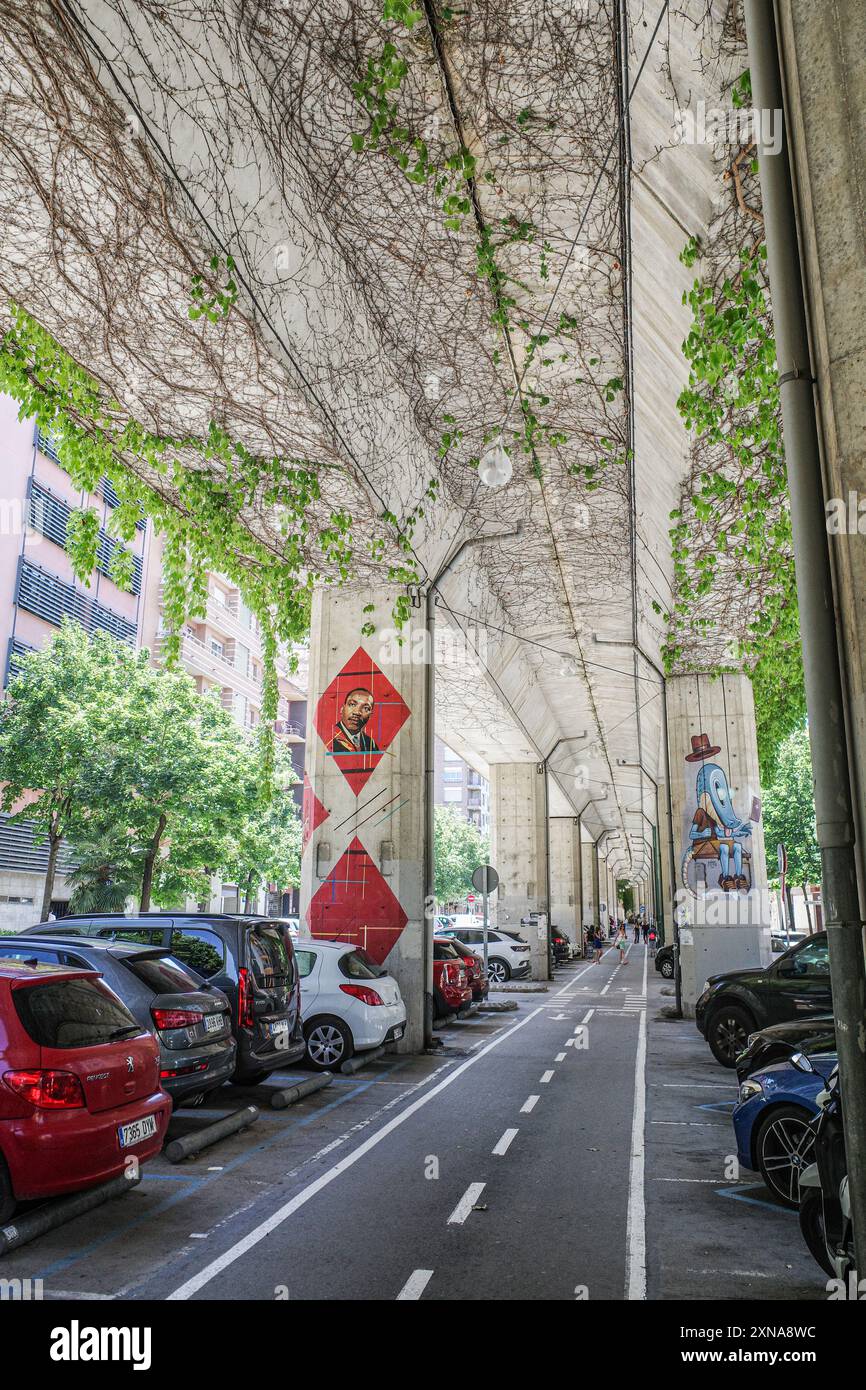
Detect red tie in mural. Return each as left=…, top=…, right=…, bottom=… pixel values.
left=307, top=836, right=408, bottom=964
left=313, top=646, right=410, bottom=794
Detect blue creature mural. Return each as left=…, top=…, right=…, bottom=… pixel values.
left=681, top=733, right=758, bottom=894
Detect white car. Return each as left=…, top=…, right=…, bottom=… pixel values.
left=439, top=925, right=532, bottom=983
left=295, top=940, right=407, bottom=1071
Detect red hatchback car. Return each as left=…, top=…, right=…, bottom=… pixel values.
left=432, top=940, right=473, bottom=1018
left=435, top=937, right=489, bottom=1004
left=0, top=958, right=171, bottom=1222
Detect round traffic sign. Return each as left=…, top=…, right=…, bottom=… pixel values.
left=472, top=864, right=499, bottom=894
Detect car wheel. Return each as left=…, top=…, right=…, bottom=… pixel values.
left=798, top=1187, right=835, bottom=1277
left=707, top=1003, right=755, bottom=1067
left=659, top=957, right=674, bottom=979
left=487, top=958, right=510, bottom=984
left=305, top=1017, right=353, bottom=1072
left=0, top=1154, right=17, bottom=1225
left=756, top=1105, right=816, bottom=1208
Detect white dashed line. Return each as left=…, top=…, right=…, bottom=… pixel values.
left=520, top=1095, right=540, bottom=1113
left=448, top=1182, right=486, bottom=1224
left=492, top=1128, right=519, bottom=1156
left=555, top=1051, right=566, bottom=1062
left=540, top=1070, right=554, bottom=1084
left=397, top=1269, right=434, bottom=1300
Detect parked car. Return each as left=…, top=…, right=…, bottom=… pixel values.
left=432, top=940, right=472, bottom=1017
left=0, top=957, right=171, bottom=1222
left=437, top=925, right=531, bottom=983
left=695, top=931, right=831, bottom=1067
left=654, top=944, right=675, bottom=979
left=735, top=1016, right=836, bottom=1083
left=435, top=937, right=489, bottom=1003
left=23, top=914, right=306, bottom=1085
left=2, top=936, right=235, bottom=1106
left=550, top=928, right=571, bottom=964
left=295, top=942, right=406, bottom=1072
left=732, top=1042, right=837, bottom=1207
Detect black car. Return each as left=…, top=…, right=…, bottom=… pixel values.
left=734, top=1015, right=836, bottom=1083
left=0, top=935, right=235, bottom=1105
left=695, top=932, right=831, bottom=1067
left=550, top=929, right=571, bottom=965
left=23, top=913, right=305, bottom=1084
left=654, top=943, right=675, bottom=979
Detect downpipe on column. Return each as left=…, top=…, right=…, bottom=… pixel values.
left=745, top=0, right=866, bottom=1280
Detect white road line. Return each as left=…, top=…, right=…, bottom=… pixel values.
left=396, top=1269, right=434, bottom=1300
left=448, top=1182, right=486, bottom=1224
left=555, top=1051, right=566, bottom=1062
left=625, top=945, right=648, bottom=1301
left=520, top=1094, right=540, bottom=1113
left=168, top=1003, right=545, bottom=1300
left=540, top=1069, right=554, bottom=1084
left=581, top=1008, right=595, bottom=1024
left=492, top=1127, right=519, bottom=1156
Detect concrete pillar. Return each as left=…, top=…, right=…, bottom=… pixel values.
left=574, top=819, right=584, bottom=948
left=591, top=845, right=601, bottom=933
left=666, top=672, right=771, bottom=1015
left=581, top=839, right=595, bottom=931
left=300, top=585, right=428, bottom=1051
left=549, top=817, right=579, bottom=941
left=490, top=762, right=549, bottom=979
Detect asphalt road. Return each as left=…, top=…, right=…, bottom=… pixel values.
left=161, top=945, right=646, bottom=1301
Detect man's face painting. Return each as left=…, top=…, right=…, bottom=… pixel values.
left=340, top=688, right=374, bottom=733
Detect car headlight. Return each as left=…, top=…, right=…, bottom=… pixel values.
left=738, top=1079, right=763, bottom=1103
left=701, top=980, right=711, bottom=996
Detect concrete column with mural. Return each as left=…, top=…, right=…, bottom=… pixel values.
left=489, top=762, right=549, bottom=980
left=549, top=817, right=579, bottom=942
left=666, top=671, right=770, bottom=1015
left=300, top=586, right=428, bottom=1052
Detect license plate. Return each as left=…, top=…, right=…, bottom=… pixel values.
left=204, top=1014, right=224, bottom=1035
left=118, top=1114, right=158, bottom=1148
left=393, top=1025, right=404, bottom=1039
left=269, top=1018, right=289, bottom=1036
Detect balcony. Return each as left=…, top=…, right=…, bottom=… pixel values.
left=154, top=630, right=263, bottom=704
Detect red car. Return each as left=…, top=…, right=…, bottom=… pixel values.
left=435, top=937, right=489, bottom=1004
left=0, top=958, right=171, bottom=1221
left=432, top=940, right=473, bottom=1018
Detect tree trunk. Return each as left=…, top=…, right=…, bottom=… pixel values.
left=802, top=881, right=813, bottom=934
left=140, top=813, right=168, bottom=912
left=40, top=827, right=62, bottom=922
left=243, top=869, right=255, bottom=914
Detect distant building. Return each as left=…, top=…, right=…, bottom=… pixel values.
left=434, top=737, right=489, bottom=834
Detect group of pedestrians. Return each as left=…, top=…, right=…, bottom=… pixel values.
left=585, top=912, right=657, bottom=964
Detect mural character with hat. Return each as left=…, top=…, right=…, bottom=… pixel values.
left=681, top=733, right=759, bottom=894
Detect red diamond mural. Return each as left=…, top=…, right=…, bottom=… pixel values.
left=302, top=773, right=329, bottom=852
left=307, top=835, right=408, bottom=964
left=313, top=646, right=410, bottom=794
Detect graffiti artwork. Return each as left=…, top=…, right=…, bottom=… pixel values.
left=306, top=835, right=408, bottom=963
left=301, top=772, right=329, bottom=852
left=313, top=646, right=410, bottom=795
left=681, top=733, right=760, bottom=895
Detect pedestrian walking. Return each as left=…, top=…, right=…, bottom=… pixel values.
left=642, top=923, right=649, bottom=943
left=648, top=926, right=657, bottom=958
left=615, top=925, right=629, bottom=964
left=632, top=920, right=640, bottom=944
left=593, top=928, right=604, bottom=964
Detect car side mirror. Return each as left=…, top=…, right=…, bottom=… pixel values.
left=791, top=1050, right=815, bottom=1073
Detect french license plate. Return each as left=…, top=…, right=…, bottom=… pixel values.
left=269, top=1018, right=289, bottom=1037
left=204, top=1014, right=224, bottom=1034
left=118, top=1114, right=158, bottom=1148
left=393, top=1025, right=404, bottom=1040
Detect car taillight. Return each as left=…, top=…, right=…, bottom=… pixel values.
left=3, top=1069, right=85, bottom=1109
left=237, top=966, right=255, bottom=1029
left=444, top=962, right=457, bottom=984
left=151, top=1008, right=204, bottom=1030
left=160, top=1061, right=209, bottom=1078
left=339, top=983, right=384, bottom=1007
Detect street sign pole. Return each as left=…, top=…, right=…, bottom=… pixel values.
left=472, top=864, right=499, bottom=984
left=482, top=882, right=489, bottom=979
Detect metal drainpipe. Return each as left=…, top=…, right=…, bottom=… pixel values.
left=745, top=0, right=866, bottom=1277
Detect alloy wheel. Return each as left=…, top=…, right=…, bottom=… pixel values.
left=487, top=960, right=508, bottom=984
left=307, top=1024, right=345, bottom=1066
left=714, top=1012, right=749, bottom=1062
left=759, top=1113, right=816, bottom=1205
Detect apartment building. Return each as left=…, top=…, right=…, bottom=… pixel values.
left=434, top=737, right=490, bottom=834
left=0, top=394, right=149, bottom=928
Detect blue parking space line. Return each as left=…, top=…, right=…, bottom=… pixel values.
left=697, top=1099, right=736, bottom=1113
left=714, top=1182, right=798, bottom=1214
left=33, top=1059, right=411, bottom=1281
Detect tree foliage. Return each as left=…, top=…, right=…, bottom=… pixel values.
left=761, top=724, right=822, bottom=889
left=434, top=806, right=490, bottom=905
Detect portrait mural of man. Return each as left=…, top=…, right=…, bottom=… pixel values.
left=313, top=646, right=410, bottom=795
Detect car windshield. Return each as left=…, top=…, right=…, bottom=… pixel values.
left=13, top=976, right=141, bottom=1048
left=433, top=940, right=461, bottom=961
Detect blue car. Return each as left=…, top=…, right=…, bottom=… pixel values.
left=732, top=1047, right=837, bottom=1208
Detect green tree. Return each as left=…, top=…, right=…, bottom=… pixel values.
left=66, top=831, right=140, bottom=914
left=762, top=724, right=822, bottom=897
left=219, top=751, right=302, bottom=910
left=0, top=621, right=143, bottom=919
left=434, top=806, right=490, bottom=905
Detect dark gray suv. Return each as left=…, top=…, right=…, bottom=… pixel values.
left=24, top=914, right=306, bottom=1084
left=1, top=936, right=235, bottom=1105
